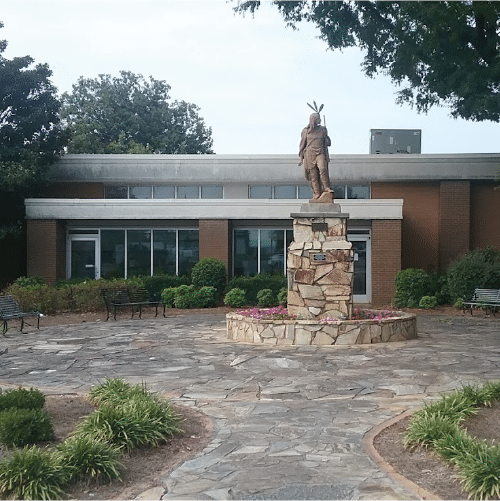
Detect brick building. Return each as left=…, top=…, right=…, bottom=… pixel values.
left=25, top=153, right=500, bottom=305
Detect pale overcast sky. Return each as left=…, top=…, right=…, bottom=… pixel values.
left=1, top=0, right=499, bottom=155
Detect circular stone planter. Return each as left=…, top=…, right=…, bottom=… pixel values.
left=226, top=311, right=417, bottom=346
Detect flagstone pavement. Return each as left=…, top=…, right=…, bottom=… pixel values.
left=0, top=312, right=499, bottom=500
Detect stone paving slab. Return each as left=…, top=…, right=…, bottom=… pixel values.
left=0, top=313, right=499, bottom=499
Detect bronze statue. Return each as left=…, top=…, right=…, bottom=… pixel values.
left=299, top=111, right=334, bottom=202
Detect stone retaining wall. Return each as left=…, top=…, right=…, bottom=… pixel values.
left=226, top=312, right=417, bottom=346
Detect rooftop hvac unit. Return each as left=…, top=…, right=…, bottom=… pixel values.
left=370, top=129, right=421, bottom=154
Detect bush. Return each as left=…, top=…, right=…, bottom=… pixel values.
left=392, top=268, right=435, bottom=308
left=227, top=274, right=287, bottom=305
left=197, top=286, right=219, bottom=308
left=446, top=246, right=500, bottom=303
left=224, top=288, right=246, bottom=308
left=56, top=435, right=122, bottom=483
left=419, top=296, right=438, bottom=309
left=257, top=288, right=275, bottom=307
left=0, top=408, right=54, bottom=447
left=14, top=276, right=46, bottom=288
left=0, top=446, right=68, bottom=500
left=161, top=287, right=177, bottom=308
left=141, top=274, right=191, bottom=301
left=191, top=258, right=226, bottom=294
left=173, top=285, right=201, bottom=309
left=277, top=287, right=287, bottom=306
left=0, top=387, right=45, bottom=412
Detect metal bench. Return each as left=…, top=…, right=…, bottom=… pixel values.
left=100, top=288, right=160, bottom=321
left=0, top=295, right=42, bottom=335
left=463, top=288, right=500, bottom=316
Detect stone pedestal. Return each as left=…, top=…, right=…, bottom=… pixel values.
left=287, top=203, right=354, bottom=320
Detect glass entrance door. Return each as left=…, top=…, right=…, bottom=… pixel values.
left=350, top=236, right=371, bottom=303
left=70, top=239, right=98, bottom=279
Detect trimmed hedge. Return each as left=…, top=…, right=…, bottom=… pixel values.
left=227, top=274, right=286, bottom=305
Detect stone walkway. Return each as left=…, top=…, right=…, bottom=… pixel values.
left=1, top=313, right=499, bottom=499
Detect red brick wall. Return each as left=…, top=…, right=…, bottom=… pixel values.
left=199, top=219, right=230, bottom=278
left=439, top=181, right=470, bottom=269
left=371, top=219, right=402, bottom=306
left=470, top=181, right=500, bottom=251
left=372, top=182, right=440, bottom=272
left=27, top=220, right=66, bottom=284
left=40, top=182, right=104, bottom=198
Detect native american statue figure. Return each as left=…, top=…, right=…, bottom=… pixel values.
left=298, top=102, right=334, bottom=202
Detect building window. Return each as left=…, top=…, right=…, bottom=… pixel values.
left=177, top=186, right=200, bottom=199
left=233, top=228, right=293, bottom=276
left=129, top=186, right=152, bottom=199
left=153, top=186, right=176, bottom=199
left=298, top=185, right=312, bottom=199
left=332, top=185, right=346, bottom=199
left=249, top=185, right=273, bottom=199
left=201, top=186, right=223, bottom=199
left=274, top=185, right=297, bottom=199
left=347, top=185, right=370, bottom=199
left=71, top=228, right=198, bottom=279
left=104, top=186, right=128, bottom=199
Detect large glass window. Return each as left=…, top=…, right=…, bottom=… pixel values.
left=298, top=185, right=312, bottom=199
left=178, top=230, right=199, bottom=275
left=127, top=230, right=151, bottom=277
left=153, top=230, right=176, bottom=275
left=332, top=185, right=346, bottom=199
left=233, top=229, right=292, bottom=276
left=101, top=230, right=125, bottom=279
left=234, top=229, right=259, bottom=275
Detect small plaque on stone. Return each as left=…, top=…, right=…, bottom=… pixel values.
left=312, top=253, right=327, bottom=262
left=312, top=222, right=328, bottom=232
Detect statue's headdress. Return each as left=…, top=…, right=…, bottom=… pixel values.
left=307, top=101, right=324, bottom=114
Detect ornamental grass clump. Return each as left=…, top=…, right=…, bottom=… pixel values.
left=55, top=435, right=123, bottom=483
left=0, top=446, right=68, bottom=500
left=404, top=382, right=500, bottom=500
left=88, top=377, right=148, bottom=406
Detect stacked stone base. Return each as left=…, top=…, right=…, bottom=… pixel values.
left=226, top=312, right=417, bottom=346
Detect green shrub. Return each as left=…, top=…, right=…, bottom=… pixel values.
left=454, top=297, right=464, bottom=309
left=197, top=286, right=219, bottom=307
left=14, top=276, right=46, bottom=288
left=0, top=408, right=54, bottom=447
left=227, top=274, right=287, bottom=305
left=0, top=387, right=45, bottom=411
left=446, top=246, right=500, bottom=303
left=419, top=295, right=438, bottom=309
left=191, top=258, right=226, bottom=293
left=141, top=274, right=191, bottom=301
left=256, top=288, right=275, bottom=307
left=224, top=288, right=246, bottom=308
left=173, top=285, right=201, bottom=309
left=392, top=268, right=434, bottom=308
left=56, top=435, right=122, bottom=482
left=0, top=446, right=68, bottom=500
left=161, top=287, right=177, bottom=308
left=277, top=287, right=287, bottom=306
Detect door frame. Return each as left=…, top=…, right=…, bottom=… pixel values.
left=67, top=235, right=100, bottom=280
left=349, top=234, right=372, bottom=304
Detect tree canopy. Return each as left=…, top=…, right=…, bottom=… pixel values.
left=236, top=1, right=500, bottom=122
left=0, top=22, right=69, bottom=234
left=61, top=71, right=214, bottom=154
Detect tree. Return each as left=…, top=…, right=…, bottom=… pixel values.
left=61, top=71, right=214, bottom=154
left=236, top=1, right=500, bottom=122
left=0, top=22, right=69, bottom=283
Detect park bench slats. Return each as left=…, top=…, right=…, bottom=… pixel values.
left=100, top=288, right=160, bottom=321
left=463, top=288, right=500, bottom=316
left=0, top=295, right=41, bottom=335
